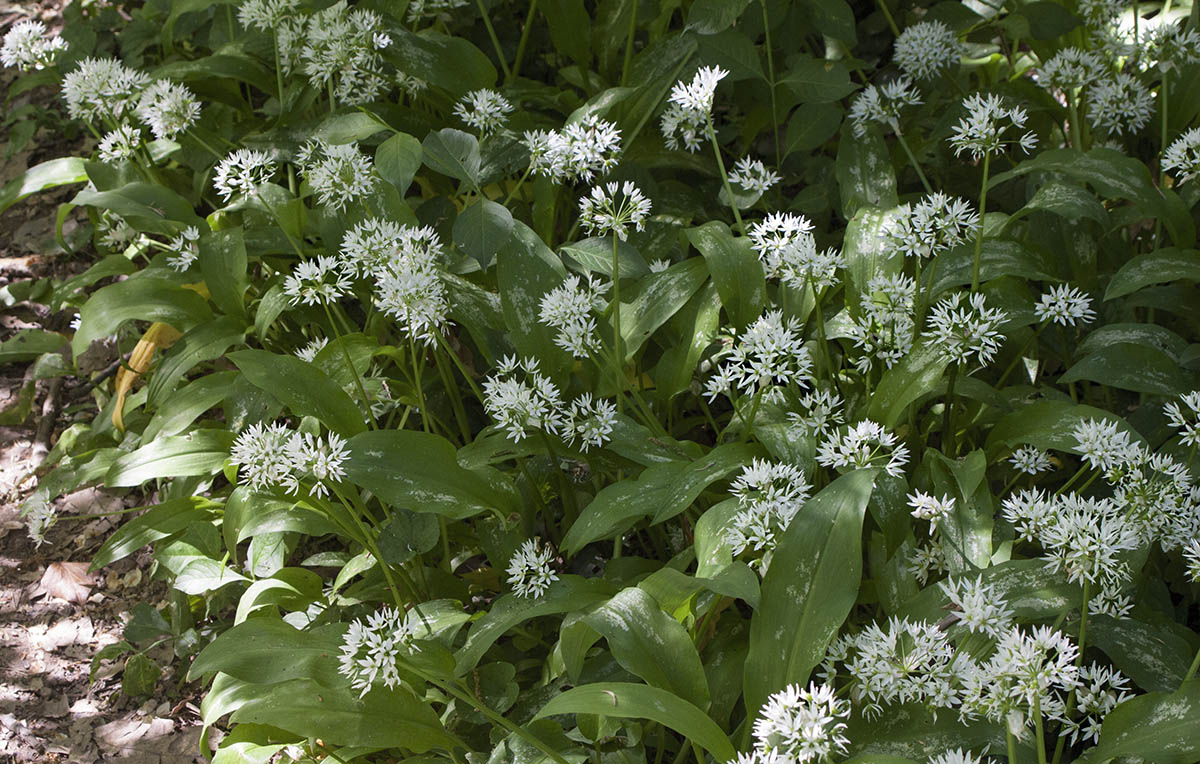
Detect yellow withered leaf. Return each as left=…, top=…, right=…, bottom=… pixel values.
left=112, top=322, right=182, bottom=432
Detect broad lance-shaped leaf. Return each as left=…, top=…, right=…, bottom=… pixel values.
left=1059, top=342, right=1191, bottom=397
left=619, top=258, right=709, bottom=361
left=189, top=618, right=348, bottom=688
left=0, top=157, right=88, bottom=215
left=535, top=683, right=736, bottom=762
left=561, top=442, right=757, bottom=554
left=344, top=430, right=519, bottom=520
left=744, top=469, right=877, bottom=719
left=105, top=431, right=234, bottom=487
left=1086, top=614, right=1195, bottom=692
left=497, top=220, right=572, bottom=379
left=983, top=400, right=1142, bottom=460
left=1082, top=679, right=1200, bottom=764
left=867, top=342, right=950, bottom=428
left=72, top=278, right=212, bottom=358
left=686, top=221, right=765, bottom=330
left=1105, top=248, right=1200, bottom=300
left=228, top=349, right=366, bottom=437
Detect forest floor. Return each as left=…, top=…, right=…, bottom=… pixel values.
left=0, top=2, right=209, bottom=761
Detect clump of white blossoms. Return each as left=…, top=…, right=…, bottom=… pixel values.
left=885, top=192, right=979, bottom=260
left=907, top=490, right=955, bottom=531
left=1062, top=663, right=1133, bottom=745
left=338, top=606, right=418, bottom=696
left=295, top=336, right=328, bottom=363
left=135, top=80, right=200, bottom=140
left=567, top=393, right=619, bottom=451
left=949, top=93, right=1038, bottom=159
left=704, top=310, right=812, bottom=406
left=1164, top=391, right=1200, bottom=446
left=349, top=222, right=450, bottom=346
left=1184, top=539, right=1200, bottom=582
left=1010, top=445, right=1052, bottom=474
left=1105, top=447, right=1199, bottom=553
left=1038, top=47, right=1105, bottom=92
left=1071, top=417, right=1139, bottom=473
left=454, top=89, right=514, bottom=136
left=524, top=115, right=622, bottom=183
left=229, top=422, right=349, bottom=498
left=924, top=292, right=1007, bottom=368
left=1143, top=22, right=1200, bottom=73
left=483, top=356, right=616, bottom=451
left=213, top=149, right=277, bottom=201
left=406, top=0, right=469, bottom=24
left=748, top=212, right=830, bottom=287
left=297, top=140, right=377, bottom=212
left=786, top=389, right=844, bottom=438
left=893, top=21, right=961, bottom=80
left=284, top=255, right=351, bottom=307
left=98, top=126, right=142, bottom=164
left=849, top=273, right=916, bottom=372
left=751, top=682, right=850, bottom=763
left=660, top=65, right=728, bottom=151
left=1, top=19, right=67, bottom=71
left=1034, top=284, right=1096, bottom=326
left=848, top=76, right=922, bottom=136
left=238, top=0, right=300, bottom=30
left=166, top=226, right=200, bottom=272
left=725, top=459, right=811, bottom=572
left=929, top=749, right=985, bottom=764
left=538, top=274, right=609, bottom=358
left=940, top=577, right=1015, bottom=638
left=728, top=157, right=781, bottom=194
left=1089, top=73, right=1155, bottom=136
left=1163, top=127, right=1200, bottom=184
left=578, top=181, right=652, bottom=241
left=22, top=491, right=55, bottom=547
left=816, top=420, right=910, bottom=478
left=62, top=57, right=150, bottom=123
left=507, top=538, right=559, bottom=598
left=300, top=2, right=392, bottom=106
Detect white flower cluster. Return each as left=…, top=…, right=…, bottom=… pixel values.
left=454, top=89, right=514, bottom=136
left=848, top=76, right=922, bottom=136
left=238, top=0, right=300, bottom=30
left=748, top=682, right=851, bottom=764
left=23, top=491, right=55, bottom=547
left=284, top=254, right=351, bottom=307
left=300, top=1, right=392, bottom=106
left=1038, top=47, right=1106, bottom=92
left=135, top=80, right=201, bottom=140
left=538, top=274, right=610, bottom=358
left=578, top=181, right=652, bottom=241
left=1034, top=284, right=1096, bottom=326
left=1163, top=127, right=1200, bottom=184
left=297, top=140, right=377, bottom=212
left=213, top=149, right=278, bottom=202
left=295, top=336, right=329, bottom=363
left=660, top=65, right=728, bottom=151
left=940, top=576, right=1015, bottom=637
left=849, top=274, right=915, bottom=373
left=893, top=21, right=961, bottom=80
left=1144, top=22, right=1200, bottom=73
left=62, top=57, right=151, bottom=123
left=524, top=115, right=622, bottom=183
left=1164, top=391, right=1200, bottom=447
left=506, top=538, right=560, bottom=598
left=704, top=310, right=813, bottom=406
left=949, top=93, right=1038, bottom=160
left=816, top=420, right=910, bottom=478
left=1071, top=417, right=1139, bottom=473
left=1009, top=445, right=1052, bottom=475
left=483, top=356, right=616, bottom=451
left=98, top=126, right=142, bottom=165
left=885, top=192, right=979, bottom=260
left=166, top=226, right=201, bottom=272
left=406, top=0, right=469, bottom=23
left=908, top=490, right=955, bottom=531
left=1089, top=73, right=1155, bottom=136
left=0, top=19, right=66, bottom=71
left=725, top=459, right=812, bottom=573
left=1107, top=446, right=1200, bottom=553
left=924, top=292, right=1007, bottom=368
left=728, top=157, right=781, bottom=194
left=786, top=389, right=844, bottom=438
left=748, top=212, right=843, bottom=291
left=229, top=422, right=350, bottom=498
left=338, top=606, right=418, bottom=696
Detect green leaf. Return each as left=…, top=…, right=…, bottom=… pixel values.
left=784, top=103, right=843, bottom=157
left=845, top=703, right=1010, bottom=760
left=1088, top=615, right=1195, bottom=692
left=378, top=508, right=441, bottom=566
left=189, top=619, right=347, bottom=687
left=91, top=498, right=214, bottom=570
left=840, top=205, right=904, bottom=315
left=72, top=278, right=212, bottom=358
left=122, top=653, right=161, bottom=698
left=344, top=430, right=519, bottom=519
left=562, top=442, right=756, bottom=554
left=686, top=0, right=751, bottom=33
left=806, top=0, right=857, bottom=44
left=686, top=222, right=765, bottom=329
left=619, top=258, right=710, bottom=361
left=542, top=0, right=592, bottom=68
left=582, top=588, right=710, bottom=708
left=928, top=240, right=1056, bottom=296
left=560, top=237, right=649, bottom=279
left=199, top=228, right=249, bottom=321
left=779, top=57, right=856, bottom=103
left=497, top=221, right=571, bottom=377
left=696, top=29, right=765, bottom=81
left=655, top=282, right=722, bottom=401
left=147, top=317, right=246, bottom=406
left=144, top=371, right=238, bottom=441
left=744, top=469, right=877, bottom=718
left=384, top=27, right=497, bottom=98
left=1059, top=342, right=1190, bottom=396
left=1009, top=180, right=1108, bottom=226
left=314, top=112, right=386, bottom=144
left=867, top=342, right=951, bottom=428
left=423, top=128, right=483, bottom=187
left=454, top=199, right=514, bottom=269
left=984, top=400, right=1142, bottom=459
left=229, top=349, right=366, bottom=437
left=71, top=181, right=202, bottom=234
left=375, top=132, right=423, bottom=194
left=1084, top=680, right=1200, bottom=764
left=105, top=431, right=234, bottom=487
left=535, top=683, right=735, bottom=762
left=0, top=157, right=88, bottom=215
left=1105, top=248, right=1200, bottom=300
left=836, top=134, right=897, bottom=219
left=897, top=559, right=1080, bottom=625
left=0, top=329, right=67, bottom=364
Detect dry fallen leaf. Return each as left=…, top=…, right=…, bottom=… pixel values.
left=39, top=562, right=93, bottom=604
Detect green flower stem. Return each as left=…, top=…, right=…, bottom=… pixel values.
left=876, top=0, right=901, bottom=37
left=328, top=486, right=407, bottom=608
left=894, top=129, right=933, bottom=194
left=1184, top=645, right=1200, bottom=682
left=1157, top=71, right=1170, bottom=248
left=322, top=302, right=376, bottom=430
left=273, top=34, right=285, bottom=109
left=1008, top=729, right=1020, bottom=764
left=739, top=388, right=765, bottom=443
left=969, top=152, right=992, bottom=292
left=510, top=0, right=538, bottom=81
left=1034, top=693, right=1047, bottom=764
left=1050, top=579, right=1093, bottom=764
left=186, top=129, right=224, bottom=160
left=761, top=0, right=781, bottom=168
left=503, top=166, right=532, bottom=206
left=434, top=332, right=485, bottom=404
left=705, top=116, right=747, bottom=237
left=539, top=429, right=579, bottom=524
left=611, top=234, right=624, bottom=415
left=434, top=677, right=570, bottom=764
left=1067, top=90, right=1083, bottom=151
left=474, top=0, right=512, bottom=80
left=409, top=334, right=431, bottom=434
left=434, top=346, right=471, bottom=444
left=620, top=0, right=638, bottom=86
left=810, top=279, right=834, bottom=376
left=942, top=363, right=960, bottom=456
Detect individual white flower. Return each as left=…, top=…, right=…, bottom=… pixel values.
left=296, top=336, right=329, bottom=363
left=98, top=125, right=142, bottom=164
left=1010, top=445, right=1052, bottom=475
left=648, top=258, right=671, bottom=273
left=213, top=149, right=277, bottom=201
left=885, top=192, right=979, bottom=260
left=506, top=538, right=559, bottom=598
left=525, top=115, right=623, bottom=183
left=924, top=292, right=1007, bottom=367
left=284, top=255, right=352, bottom=307
left=484, top=356, right=570, bottom=442
left=577, top=181, right=652, bottom=241
left=940, top=577, right=1015, bottom=638
left=301, top=2, right=391, bottom=105
left=1071, top=418, right=1139, bottom=472
left=0, top=19, right=66, bottom=71
left=135, top=79, right=200, bottom=140
left=1164, top=391, right=1200, bottom=447
left=1034, top=284, right=1096, bottom=326
left=238, top=0, right=301, bottom=30
left=704, top=310, right=813, bottom=406
left=1089, top=73, right=1155, bottom=136
left=454, top=89, right=514, bottom=136
left=948, top=93, right=1038, bottom=160
left=230, top=422, right=297, bottom=492
left=929, top=749, right=984, bottom=764
left=1088, top=585, right=1134, bottom=618
left=1183, top=539, right=1200, bottom=582
left=786, top=389, right=844, bottom=438
left=729, top=157, right=781, bottom=194
left=538, top=274, right=609, bottom=358
left=62, top=57, right=150, bottom=123
left=23, top=491, right=55, bottom=547
left=660, top=65, right=728, bottom=152
left=816, top=420, right=910, bottom=478
left=752, top=683, right=850, bottom=763
left=1038, top=47, right=1105, bottom=92
left=166, top=226, right=200, bottom=272
left=894, top=21, right=961, bottom=80
left=370, top=225, right=449, bottom=346
left=297, top=140, right=377, bottom=212
left=848, top=76, right=923, bottom=136
left=566, top=393, right=617, bottom=452
left=1163, top=127, right=1200, bottom=184
left=283, top=431, right=349, bottom=498
left=907, top=490, right=955, bottom=529
left=338, top=606, right=418, bottom=696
